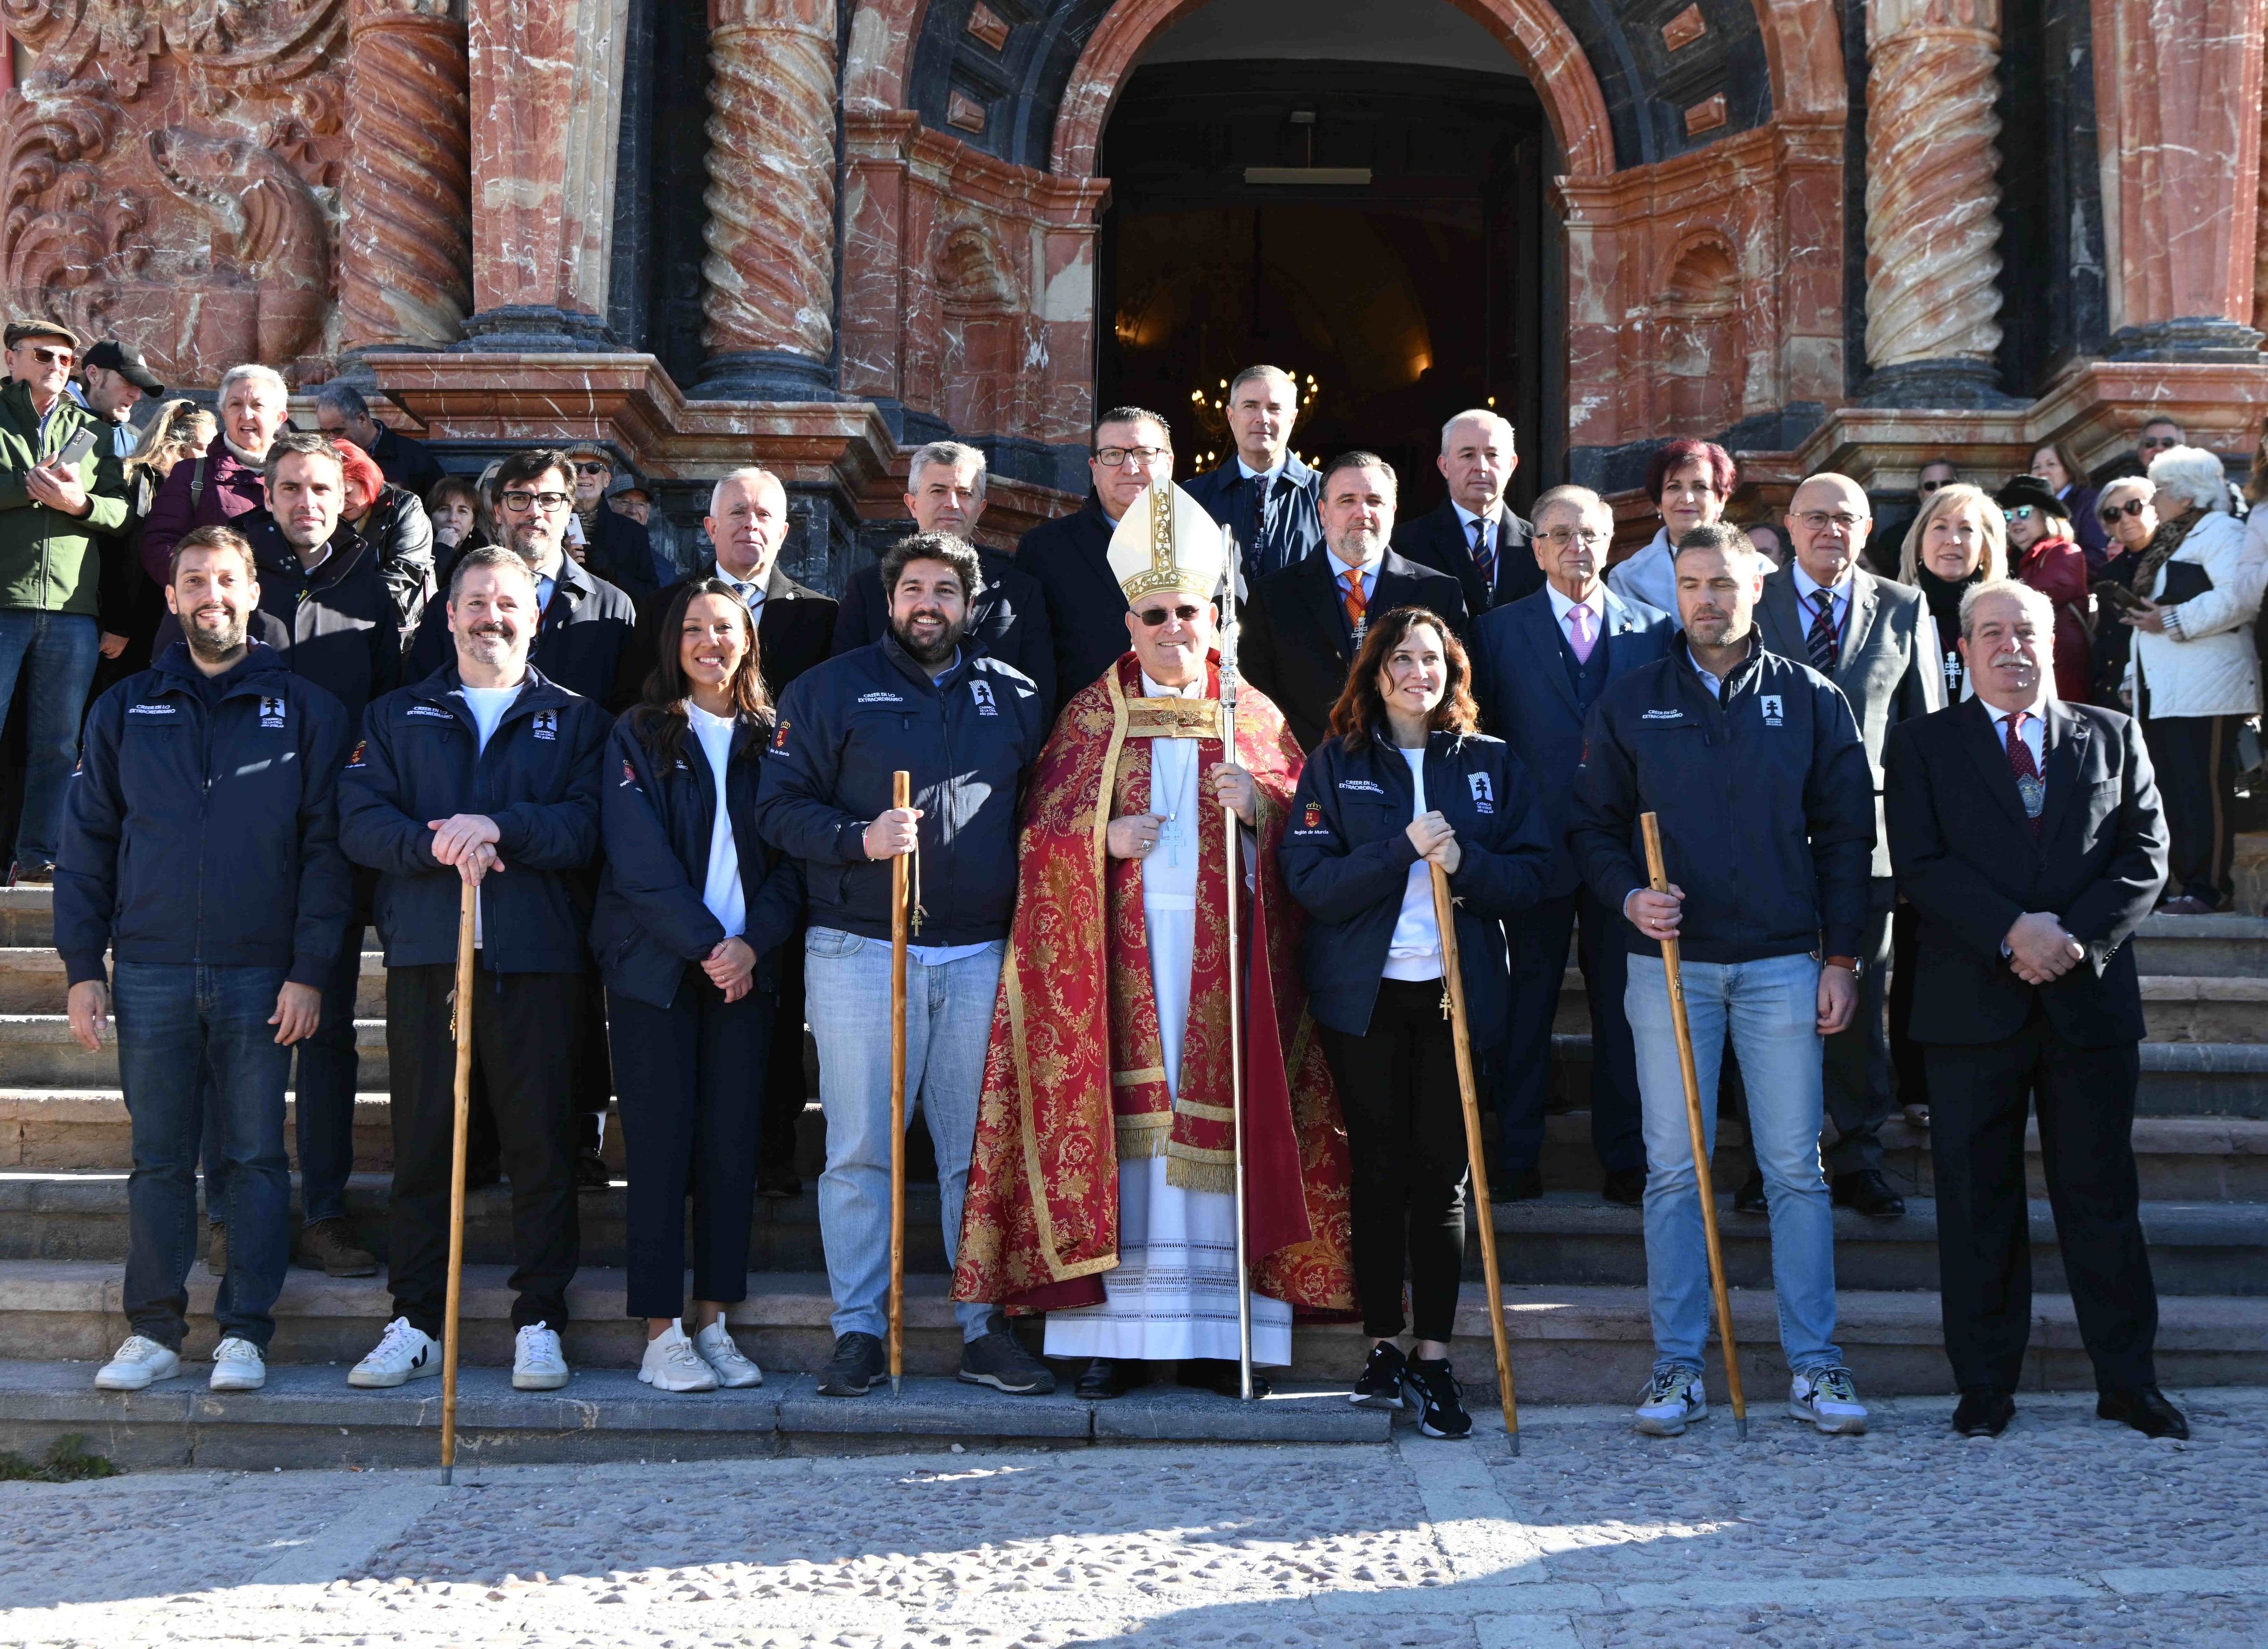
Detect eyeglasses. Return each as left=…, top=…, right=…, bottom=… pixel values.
left=573, top=461, right=608, bottom=476
left=1094, top=446, right=1168, bottom=468
left=1917, top=477, right=1950, bottom=494
left=2137, top=434, right=2179, bottom=450
left=1796, top=511, right=1867, bottom=533
left=501, top=489, right=574, bottom=513
left=19, top=345, right=71, bottom=366
left=2101, top=497, right=2151, bottom=524
left=1134, top=602, right=1203, bottom=627
left=1538, top=527, right=1607, bottom=548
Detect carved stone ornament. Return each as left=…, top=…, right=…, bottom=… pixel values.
left=2, top=0, right=349, bottom=383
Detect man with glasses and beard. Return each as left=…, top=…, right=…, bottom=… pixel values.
left=753, top=532, right=1056, bottom=1399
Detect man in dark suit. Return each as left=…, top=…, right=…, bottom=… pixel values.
left=1750, top=472, right=1941, bottom=1221
left=1240, top=451, right=1469, bottom=754
left=1018, top=406, right=1173, bottom=716
left=563, top=444, right=663, bottom=601
left=831, top=440, right=1054, bottom=710
left=1182, top=365, right=1324, bottom=589
left=1885, top=579, right=2181, bottom=1440
left=1393, top=409, right=1543, bottom=617
left=313, top=382, right=445, bottom=500
left=1470, top=484, right=1667, bottom=1205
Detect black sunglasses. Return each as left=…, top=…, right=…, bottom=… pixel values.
left=2100, top=497, right=2150, bottom=524
left=1134, top=602, right=1203, bottom=627
left=573, top=460, right=609, bottom=476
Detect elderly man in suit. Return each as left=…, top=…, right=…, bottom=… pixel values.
left=1747, top=472, right=1941, bottom=1221
left=1240, top=451, right=1468, bottom=754
left=1885, top=579, right=2180, bottom=1440
left=1393, top=409, right=1543, bottom=617
left=1183, top=365, right=1324, bottom=588
left=1470, top=484, right=1668, bottom=1204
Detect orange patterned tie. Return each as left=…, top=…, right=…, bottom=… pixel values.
left=1341, top=568, right=1368, bottom=631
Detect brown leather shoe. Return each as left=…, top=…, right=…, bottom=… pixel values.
left=294, top=1217, right=378, bottom=1278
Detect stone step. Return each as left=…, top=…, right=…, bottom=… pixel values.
left=8, top=1172, right=2263, bottom=1298
left=2134, top=912, right=2268, bottom=977
left=1872, top=1113, right=2268, bottom=1202
left=0, top=948, right=388, bottom=1017
left=0, top=1015, right=391, bottom=1089
left=5, top=1259, right=2263, bottom=1404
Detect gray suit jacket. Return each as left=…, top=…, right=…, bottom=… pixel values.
left=1757, top=562, right=1943, bottom=878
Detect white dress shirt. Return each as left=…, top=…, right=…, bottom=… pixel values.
left=1791, top=562, right=1853, bottom=644
left=716, top=561, right=765, bottom=615
left=688, top=704, right=745, bottom=938
left=1986, top=699, right=2048, bottom=767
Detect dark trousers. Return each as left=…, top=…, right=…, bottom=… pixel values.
left=2142, top=711, right=2239, bottom=905
left=1924, top=1007, right=2157, bottom=1393
left=575, top=972, right=612, bottom=1155
left=761, top=934, right=809, bottom=1177
left=1889, top=903, right=1927, bottom=1111
left=386, top=964, right=581, bottom=1336
left=1498, top=887, right=1643, bottom=1179
left=1316, top=978, right=1470, bottom=1342
left=114, top=963, right=293, bottom=1350
left=609, top=974, right=772, bottom=1319
left=1823, top=882, right=1896, bottom=1175
left=201, top=923, right=363, bottom=1228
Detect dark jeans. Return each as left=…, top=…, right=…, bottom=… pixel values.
left=0, top=609, right=98, bottom=869
left=1925, top=1007, right=2157, bottom=1393
left=113, top=962, right=293, bottom=1350
left=609, top=974, right=772, bottom=1318
left=2141, top=711, right=2239, bottom=905
left=204, top=924, right=363, bottom=1227
left=386, top=964, right=581, bottom=1336
left=1823, top=882, right=1896, bottom=1175
left=1497, top=887, right=1644, bottom=1179
left=1316, top=977, right=1470, bottom=1343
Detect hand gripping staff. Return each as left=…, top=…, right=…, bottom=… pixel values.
left=440, top=879, right=477, bottom=1483
left=1640, top=811, right=1747, bottom=1439
left=1217, top=525, right=1255, bottom=1399
left=1427, top=860, right=1521, bottom=1453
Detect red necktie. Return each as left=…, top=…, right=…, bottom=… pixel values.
left=2004, top=711, right=2043, bottom=838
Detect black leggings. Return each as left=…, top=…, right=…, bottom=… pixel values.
left=1316, top=978, right=1470, bottom=1342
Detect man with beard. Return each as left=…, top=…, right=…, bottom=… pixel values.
left=752, top=531, right=1056, bottom=1398
left=338, top=545, right=610, bottom=1393
left=1570, top=522, right=1876, bottom=1439
left=61, top=525, right=352, bottom=1394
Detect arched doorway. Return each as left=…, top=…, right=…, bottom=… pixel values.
left=1093, top=0, right=1563, bottom=512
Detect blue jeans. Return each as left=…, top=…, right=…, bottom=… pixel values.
left=804, top=927, right=1000, bottom=1343
left=113, top=963, right=293, bottom=1350
left=0, top=610, right=98, bottom=869
left=202, top=925, right=362, bottom=1226
left=1625, top=951, right=1842, bottom=1376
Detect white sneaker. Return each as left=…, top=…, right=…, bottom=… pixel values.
left=349, top=1317, right=440, bottom=1388
left=1633, top=1367, right=1707, bottom=1436
left=513, top=1322, right=570, bottom=1390
left=94, top=1335, right=181, bottom=1392
left=209, top=1337, right=266, bottom=1392
left=694, top=1319, right=763, bottom=1389
left=639, top=1320, right=718, bottom=1392
left=1789, top=1366, right=1868, bottom=1435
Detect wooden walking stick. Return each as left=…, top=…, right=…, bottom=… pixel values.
left=440, top=877, right=477, bottom=1483
left=1639, top=812, right=1747, bottom=1439
left=1428, top=861, right=1521, bottom=1453
left=888, top=770, right=911, bottom=1395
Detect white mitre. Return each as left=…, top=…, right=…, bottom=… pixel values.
left=1107, top=477, right=1227, bottom=603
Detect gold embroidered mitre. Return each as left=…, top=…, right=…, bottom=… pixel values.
left=1106, top=477, right=1227, bottom=603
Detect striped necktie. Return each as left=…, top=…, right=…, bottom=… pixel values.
left=1807, top=590, right=1839, bottom=671
left=1471, top=516, right=1495, bottom=595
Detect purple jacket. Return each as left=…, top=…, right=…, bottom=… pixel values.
left=139, top=445, right=265, bottom=584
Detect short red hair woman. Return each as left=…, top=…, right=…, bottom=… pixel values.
left=326, top=437, right=433, bottom=640
left=1604, top=439, right=1738, bottom=618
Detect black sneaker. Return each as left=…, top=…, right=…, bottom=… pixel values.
left=1403, top=1356, right=1473, bottom=1439
left=958, top=1324, right=1056, bottom=1395
left=815, top=1331, right=886, bottom=1396
left=1351, top=1341, right=1408, bottom=1409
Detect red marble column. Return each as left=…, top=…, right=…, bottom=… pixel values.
left=338, top=0, right=473, bottom=359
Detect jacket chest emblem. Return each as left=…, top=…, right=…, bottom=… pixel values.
left=531, top=709, right=557, bottom=741
left=969, top=679, right=997, bottom=716
left=1759, top=694, right=1784, bottom=728
left=1339, top=778, right=1385, bottom=795
left=258, top=695, right=286, bottom=729
left=1467, top=772, right=1495, bottom=814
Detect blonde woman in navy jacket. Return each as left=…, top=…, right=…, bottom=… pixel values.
left=594, top=577, right=801, bottom=1392
left=1280, top=605, right=1553, bottom=1437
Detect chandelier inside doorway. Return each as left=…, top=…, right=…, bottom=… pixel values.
left=1184, top=370, right=1327, bottom=471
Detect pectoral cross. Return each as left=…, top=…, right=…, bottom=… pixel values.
left=1156, top=811, right=1185, bottom=867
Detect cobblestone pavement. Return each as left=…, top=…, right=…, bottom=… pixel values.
left=2, top=1389, right=2265, bottom=1647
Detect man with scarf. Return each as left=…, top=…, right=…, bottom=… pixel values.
left=952, top=479, right=1354, bottom=1400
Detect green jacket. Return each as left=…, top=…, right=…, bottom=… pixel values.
left=0, top=379, right=128, bottom=615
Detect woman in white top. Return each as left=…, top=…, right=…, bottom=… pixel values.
left=1605, top=439, right=1737, bottom=617
left=593, top=580, right=803, bottom=1390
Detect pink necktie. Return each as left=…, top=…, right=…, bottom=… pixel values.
left=1568, top=603, right=1597, bottom=663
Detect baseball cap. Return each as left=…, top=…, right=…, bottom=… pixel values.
left=81, top=340, right=164, bottom=396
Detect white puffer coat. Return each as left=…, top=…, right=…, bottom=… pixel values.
left=2128, top=509, right=2268, bottom=719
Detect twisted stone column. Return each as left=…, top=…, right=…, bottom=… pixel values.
left=697, top=0, right=838, bottom=396
left=337, top=0, right=473, bottom=360
left=1861, top=0, right=2009, bottom=404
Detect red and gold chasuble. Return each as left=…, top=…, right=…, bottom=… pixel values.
left=952, top=653, right=1356, bottom=1315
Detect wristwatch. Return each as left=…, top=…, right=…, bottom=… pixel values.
left=1821, top=954, right=1862, bottom=978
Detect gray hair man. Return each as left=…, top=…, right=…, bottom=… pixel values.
left=312, top=381, right=445, bottom=499
left=1391, top=408, right=1542, bottom=615
left=1184, top=365, right=1325, bottom=585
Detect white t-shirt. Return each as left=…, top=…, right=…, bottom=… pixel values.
left=689, top=704, right=745, bottom=937
left=460, top=684, right=522, bottom=947
left=1382, top=745, right=1443, bottom=982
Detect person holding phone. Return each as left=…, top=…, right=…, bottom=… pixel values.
left=0, top=319, right=131, bottom=884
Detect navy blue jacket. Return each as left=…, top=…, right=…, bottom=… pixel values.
left=752, top=633, right=1045, bottom=945
left=1185, top=454, right=1325, bottom=587
left=407, top=551, right=637, bottom=706
left=1280, top=729, right=1554, bottom=1040
left=1569, top=639, right=1875, bottom=964
left=832, top=546, right=1057, bottom=715
left=244, top=511, right=402, bottom=726
left=1469, top=586, right=1672, bottom=898
left=591, top=708, right=804, bottom=1009
left=57, top=642, right=352, bottom=989
left=338, top=665, right=609, bottom=973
